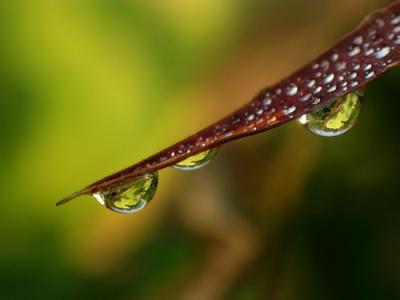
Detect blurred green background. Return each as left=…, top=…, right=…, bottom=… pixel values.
left=1, top=0, right=400, bottom=299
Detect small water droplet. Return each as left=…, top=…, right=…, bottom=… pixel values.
left=375, top=18, right=385, bottom=28
left=353, top=36, right=363, bottom=45
left=247, top=114, right=255, bottom=121
left=262, top=98, right=272, bottom=107
left=323, top=73, right=335, bottom=84
left=93, top=173, right=158, bottom=214
left=307, top=79, right=316, bottom=88
left=283, top=105, right=296, bottom=116
left=365, top=71, right=375, bottom=79
left=374, top=47, right=391, bottom=59
left=390, top=14, right=400, bottom=25
left=365, top=48, right=375, bottom=56
left=300, top=93, right=312, bottom=102
left=336, top=62, right=347, bottom=71
left=351, top=81, right=359, bottom=88
left=349, top=72, right=358, bottom=80
left=312, top=98, right=321, bottom=105
left=256, top=108, right=264, bottom=115
left=364, top=64, right=372, bottom=71
left=327, top=85, right=337, bottom=93
left=348, top=46, right=361, bottom=57
left=286, top=84, right=298, bottom=96
left=297, top=91, right=362, bottom=137
left=313, top=86, right=322, bottom=94
left=320, top=60, right=330, bottom=71
left=173, top=149, right=218, bottom=171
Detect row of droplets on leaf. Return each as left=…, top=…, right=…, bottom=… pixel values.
left=94, top=148, right=219, bottom=213
left=95, top=90, right=362, bottom=214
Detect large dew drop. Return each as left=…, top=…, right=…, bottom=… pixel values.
left=93, top=172, right=158, bottom=214
left=298, top=91, right=362, bottom=137
left=173, top=149, right=218, bottom=171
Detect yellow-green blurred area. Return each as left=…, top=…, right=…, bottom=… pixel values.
left=1, top=0, right=400, bottom=299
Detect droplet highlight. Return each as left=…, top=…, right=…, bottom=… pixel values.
left=286, top=84, right=298, bottom=96
left=374, top=47, right=391, bottom=59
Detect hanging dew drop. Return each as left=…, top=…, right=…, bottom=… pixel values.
left=298, top=91, right=362, bottom=137
left=93, top=172, right=158, bottom=214
left=173, top=149, right=218, bottom=171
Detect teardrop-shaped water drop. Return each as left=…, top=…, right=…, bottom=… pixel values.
left=93, top=172, right=158, bottom=214
left=298, top=91, right=362, bottom=137
left=173, top=149, right=218, bottom=171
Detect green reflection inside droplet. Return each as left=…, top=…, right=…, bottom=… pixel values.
left=299, top=91, right=362, bottom=137
left=173, top=149, right=218, bottom=171
left=94, top=172, right=158, bottom=214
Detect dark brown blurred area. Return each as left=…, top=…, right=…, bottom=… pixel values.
left=0, top=0, right=399, bottom=299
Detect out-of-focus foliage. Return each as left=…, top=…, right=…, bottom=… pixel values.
left=0, top=0, right=399, bottom=299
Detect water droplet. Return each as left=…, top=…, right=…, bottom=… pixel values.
left=336, top=62, right=347, bottom=71
left=282, top=105, right=296, bottom=116
left=365, top=71, right=375, bottom=79
left=323, top=73, right=335, bottom=84
left=350, top=81, right=359, bottom=88
left=327, top=85, right=337, bottom=93
left=390, top=14, right=400, bottom=25
left=311, top=98, right=321, bottom=105
left=286, top=84, right=298, bottom=96
left=300, top=93, right=312, bottom=102
left=173, top=149, right=218, bottom=171
left=349, top=72, right=358, bottom=80
left=298, top=114, right=308, bottom=125
left=247, top=114, right=255, bottom=121
left=375, top=18, right=385, bottom=28
left=93, top=173, right=158, bottom=214
left=262, top=97, right=272, bottom=107
left=320, top=60, right=330, bottom=71
left=353, top=36, right=363, bottom=45
left=348, top=46, right=361, bottom=57
left=298, top=91, right=362, bottom=137
left=365, top=48, right=374, bottom=56
left=364, top=64, right=372, bottom=71
left=374, top=47, right=391, bottom=59
left=306, top=79, right=316, bottom=88
left=313, top=86, right=322, bottom=94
